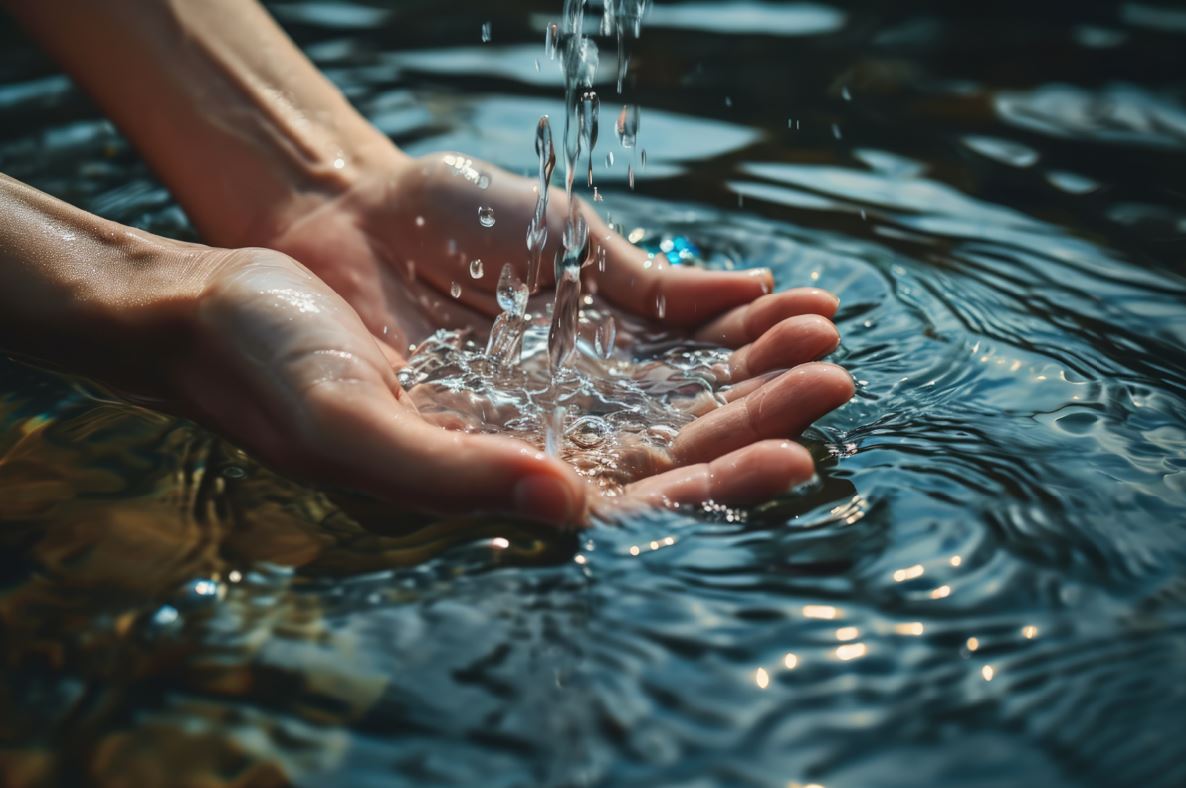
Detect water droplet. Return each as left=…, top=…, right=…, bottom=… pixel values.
left=477, top=173, right=491, bottom=189
left=627, top=165, right=635, bottom=189
left=841, top=85, right=852, bottom=101
left=593, top=186, right=603, bottom=202
left=414, top=216, right=425, bottom=227
left=595, top=315, right=616, bottom=358
left=616, top=104, right=639, bottom=148
left=481, top=21, right=492, bottom=42
left=606, top=151, right=615, bottom=166
left=470, top=259, right=484, bottom=279
left=450, top=281, right=462, bottom=298
left=534, top=58, right=541, bottom=72
left=597, top=245, right=607, bottom=272
left=724, top=95, right=733, bottom=107
left=496, top=262, right=528, bottom=316
left=832, top=123, right=843, bottom=140
left=655, top=293, right=666, bottom=319
left=332, top=156, right=345, bottom=170
left=545, top=23, right=560, bottom=59
left=478, top=206, right=495, bottom=227
left=640, top=148, right=647, bottom=168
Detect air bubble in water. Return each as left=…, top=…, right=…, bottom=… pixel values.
left=451, top=281, right=462, bottom=299
left=478, top=206, right=495, bottom=227
left=477, top=173, right=491, bottom=189
left=470, top=259, right=484, bottom=279
left=481, top=21, right=492, bottom=42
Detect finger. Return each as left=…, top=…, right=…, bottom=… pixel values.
left=694, top=289, right=840, bottom=347
left=296, top=380, right=589, bottom=526
left=584, top=208, right=775, bottom=326
left=727, top=314, right=840, bottom=382
left=670, top=362, right=854, bottom=466
left=617, top=440, right=814, bottom=507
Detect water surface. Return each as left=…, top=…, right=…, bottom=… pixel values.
left=1, top=1, right=1185, bottom=785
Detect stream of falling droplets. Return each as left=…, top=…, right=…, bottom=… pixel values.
left=400, top=0, right=726, bottom=492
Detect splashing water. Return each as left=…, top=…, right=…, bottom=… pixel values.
left=399, top=320, right=729, bottom=490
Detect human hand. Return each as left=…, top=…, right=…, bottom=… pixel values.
left=247, top=150, right=854, bottom=519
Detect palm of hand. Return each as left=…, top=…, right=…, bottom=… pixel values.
left=196, top=153, right=852, bottom=523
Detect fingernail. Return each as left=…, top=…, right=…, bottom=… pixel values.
left=514, top=474, right=579, bottom=525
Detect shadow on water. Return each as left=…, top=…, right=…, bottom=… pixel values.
left=2, top=1, right=1186, bottom=786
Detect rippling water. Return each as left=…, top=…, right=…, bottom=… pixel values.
left=2, top=1, right=1186, bottom=786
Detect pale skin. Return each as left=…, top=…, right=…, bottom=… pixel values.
left=0, top=0, right=854, bottom=525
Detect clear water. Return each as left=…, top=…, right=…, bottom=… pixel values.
left=2, top=1, right=1186, bottom=785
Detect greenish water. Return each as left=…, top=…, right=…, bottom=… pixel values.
left=2, top=1, right=1186, bottom=786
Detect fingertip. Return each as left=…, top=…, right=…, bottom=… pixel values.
left=797, top=361, right=856, bottom=404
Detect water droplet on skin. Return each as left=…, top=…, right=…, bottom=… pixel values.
left=481, top=21, right=492, bottom=42
left=415, top=216, right=425, bottom=227
left=332, top=156, right=345, bottom=170
left=451, top=281, right=462, bottom=298
left=470, top=259, right=484, bottom=279
left=478, top=206, right=495, bottom=227
left=655, top=293, right=667, bottom=319
left=597, top=245, right=607, bottom=272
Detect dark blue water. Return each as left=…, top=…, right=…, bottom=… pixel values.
left=2, top=2, right=1186, bottom=786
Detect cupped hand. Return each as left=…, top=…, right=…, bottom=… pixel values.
left=225, top=151, right=854, bottom=522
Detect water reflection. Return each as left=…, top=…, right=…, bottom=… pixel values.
left=2, top=0, right=1186, bottom=786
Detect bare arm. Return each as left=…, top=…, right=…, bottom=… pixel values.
left=3, top=0, right=401, bottom=247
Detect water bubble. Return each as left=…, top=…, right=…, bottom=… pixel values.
left=481, top=21, right=492, bottom=42
left=415, top=216, right=425, bottom=227
left=470, top=259, right=484, bottom=279
left=478, top=206, right=496, bottom=227
left=450, top=281, right=462, bottom=298
left=477, top=173, right=491, bottom=189
left=724, top=95, right=733, bottom=108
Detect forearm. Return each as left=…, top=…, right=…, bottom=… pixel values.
left=4, top=0, right=400, bottom=247
left=0, top=172, right=204, bottom=391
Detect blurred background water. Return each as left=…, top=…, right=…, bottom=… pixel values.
left=2, top=1, right=1186, bottom=786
